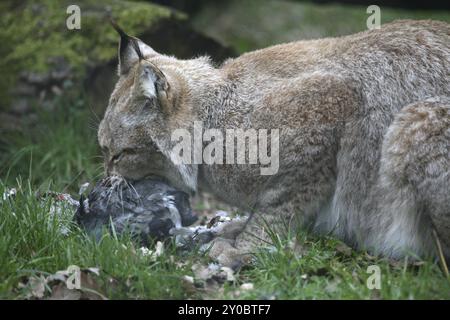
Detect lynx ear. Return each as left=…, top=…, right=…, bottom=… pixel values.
left=111, top=20, right=156, bottom=75
left=135, top=62, right=169, bottom=100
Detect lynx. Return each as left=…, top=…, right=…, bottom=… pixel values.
left=98, top=20, right=450, bottom=267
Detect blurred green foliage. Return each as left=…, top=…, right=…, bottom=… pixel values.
left=0, top=96, right=102, bottom=193
left=193, top=0, right=450, bottom=53
left=0, top=0, right=183, bottom=108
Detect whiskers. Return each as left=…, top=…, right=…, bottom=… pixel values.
left=88, top=103, right=101, bottom=126
left=100, top=175, right=142, bottom=210
left=88, top=119, right=100, bottom=133
left=126, top=179, right=142, bottom=205
left=102, top=175, right=126, bottom=208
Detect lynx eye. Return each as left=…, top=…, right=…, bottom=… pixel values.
left=111, top=152, right=122, bottom=164
left=111, top=148, right=136, bottom=164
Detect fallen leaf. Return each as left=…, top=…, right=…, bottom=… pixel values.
left=78, top=271, right=107, bottom=300
left=29, top=275, right=46, bottom=299
left=48, top=283, right=82, bottom=300
left=20, top=266, right=107, bottom=300
left=191, top=262, right=236, bottom=298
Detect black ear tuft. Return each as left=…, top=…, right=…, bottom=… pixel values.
left=110, top=18, right=133, bottom=59
left=110, top=18, right=147, bottom=74
left=110, top=18, right=128, bottom=38
left=130, top=38, right=144, bottom=61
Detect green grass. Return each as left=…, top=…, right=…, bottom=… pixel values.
left=232, top=234, right=450, bottom=299
left=1, top=181, right=448, bottom=299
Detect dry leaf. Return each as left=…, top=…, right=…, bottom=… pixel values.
left=48, top=283, right=82, bottom=300
left=20, top=266, right=107, bottom=300
left=29, top=275, right=46, bottom=299
left=78, top=271, right=107, bottom=300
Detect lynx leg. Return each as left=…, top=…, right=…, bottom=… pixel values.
left=207, top=213, right=281, bottom=268
left=207, top=217, right=248, bottom=268
left=208, top=202, right=300, bottom=268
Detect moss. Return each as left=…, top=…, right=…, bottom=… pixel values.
left=0, top=0, right=185, bottom=108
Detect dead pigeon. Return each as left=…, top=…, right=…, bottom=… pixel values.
left=74, top=176, right=197, bottom=245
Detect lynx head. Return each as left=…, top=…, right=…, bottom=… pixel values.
left=98, top=22, right=213, bottom=193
